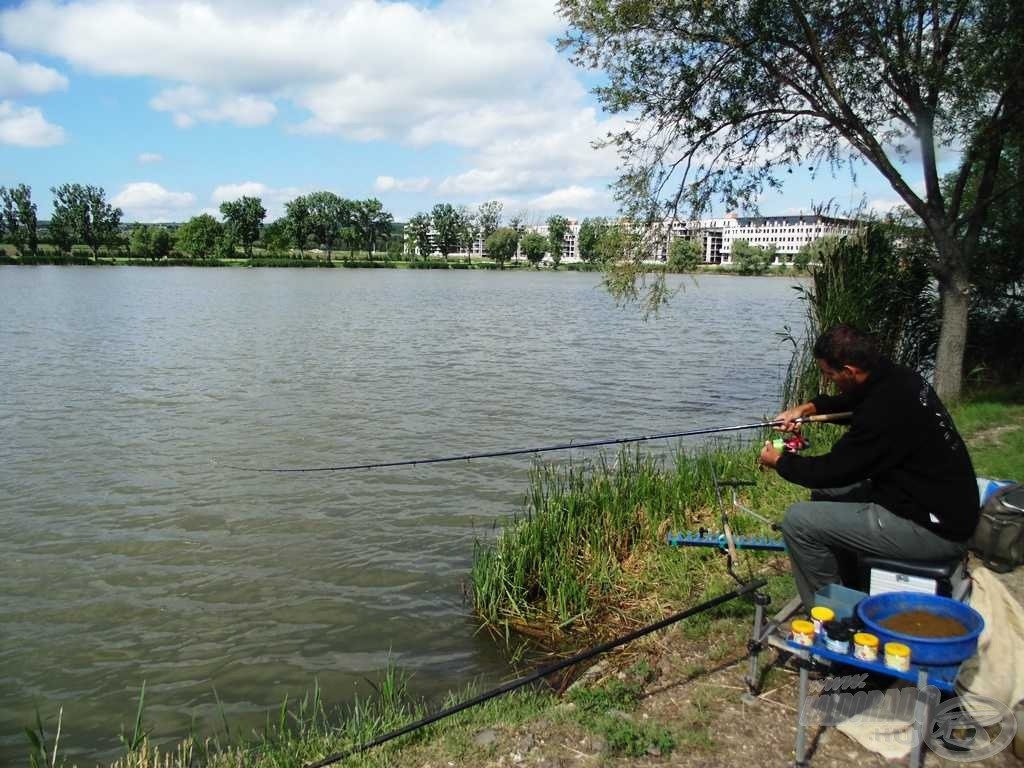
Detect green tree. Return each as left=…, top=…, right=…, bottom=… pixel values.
left=176, top=214, right=222, bottom=260
left=262, top=219, right=291, bottom=258
left=546, top=215, right=569, bottom=268
left=214, top=230, right=239, bottom=261
left=520, top=232, right=548, bottom=267
left=484, top=227, right=520, bottom=269
left=353, top=198, right=394, bottom=258
left=431, top=203, right=462, bottom=260
left=219, top=196, right=265, bottom=258
left=477, top=200, right=503, bottom=251
left=731, top=240, right=773, bottom=275
left=50, top=183, right=122, bottom=260
left=306, top=191, right=348, bottom=261
left=0, top=184, right=38, bottom=258
left=405, top=213, right=433, bottom=258
left=667, top=237, right=702, bottom=272
left=456, top=205, right=477, bottom=260
left=129, top=225, right=154, bottom=260
left=47, top=212, right=74, bottom=256
left=577, top=217, right=607, bottom=262
left=560, top=0, right=1024, bottom=400
left=284, top=195, right=311, bottom=255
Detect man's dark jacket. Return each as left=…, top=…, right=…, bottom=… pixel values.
left=776, top=361, right=978, bottom=542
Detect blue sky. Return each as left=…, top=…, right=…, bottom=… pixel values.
left=1, top=0, right=940, bottom=223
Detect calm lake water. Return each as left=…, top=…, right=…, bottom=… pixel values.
left=0, top=266, right=807, bottom=762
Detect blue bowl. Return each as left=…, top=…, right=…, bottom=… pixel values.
left=856, top=592, right=984, bottom=666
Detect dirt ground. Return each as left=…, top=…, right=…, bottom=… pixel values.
left=409, top=560, right=1024, bottom=768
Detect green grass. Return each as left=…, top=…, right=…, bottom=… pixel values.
left=950, top=388, right=1024, bottom=481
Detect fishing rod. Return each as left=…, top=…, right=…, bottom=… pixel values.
left=219, top=412, right=852, bottom=473
left=303, top=577, right=767, bottom=768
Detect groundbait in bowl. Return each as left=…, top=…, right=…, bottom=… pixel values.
left=856, top=592, right=984, bottom=666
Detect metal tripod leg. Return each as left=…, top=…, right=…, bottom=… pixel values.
left=743, top=591, right=771, bottom=699
left=794, top=661, right=810, bottom=768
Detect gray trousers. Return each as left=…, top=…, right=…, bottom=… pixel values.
left=778, top=483, right=967, bottom=609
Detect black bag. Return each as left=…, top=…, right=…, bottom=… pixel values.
left=970, top=484, right=1024, bottom=573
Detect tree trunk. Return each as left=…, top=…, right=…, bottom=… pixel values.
left=933, top=269, right=970, bottom=403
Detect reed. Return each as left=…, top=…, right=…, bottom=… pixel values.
left=470, top=441, right=803, bottom=633
left=781, top=223, right=936, bottom=406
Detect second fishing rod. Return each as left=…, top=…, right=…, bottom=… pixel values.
left=219, top=411, right=852, bottom=473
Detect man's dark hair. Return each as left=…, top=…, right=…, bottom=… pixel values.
left=813, top=324, right=883, bottom=371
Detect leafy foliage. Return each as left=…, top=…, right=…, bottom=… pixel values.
left=1, top=184, right=38, bottom=258
left=559, top=0, right=1024, bottom=398
left=782, top=224, right=936, bottom=405
left=520, top=232, right=548, bottom=267
left=484, top=227, right=520, bottom=268
left=50, top=183, right=122, bottom=259
left=666, top=237, right=702, bottom=272
left=431, top=203, right=462, bottom=259
left=405, top=213, right=433, bottom=258
left=730, top=240, right=774, bottom=275
left=219, top=196, right=266, bottom=258
left=176, top=214, right=221, bottom=259
left=546, top=215, right=570, bottom=268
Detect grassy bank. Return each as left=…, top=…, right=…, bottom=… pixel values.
left=28, top=391, right=1024, bottom=768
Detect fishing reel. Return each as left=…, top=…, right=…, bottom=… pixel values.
left=771, top=432, right=810, bottom=453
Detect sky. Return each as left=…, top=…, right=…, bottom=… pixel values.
left=0, top=0, right=941, bottom=224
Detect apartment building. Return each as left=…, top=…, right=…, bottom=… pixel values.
left=411, top=212, right=853, bottom=265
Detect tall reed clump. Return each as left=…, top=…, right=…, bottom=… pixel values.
left=782, top=223, right=937, bottom=406
left=470, top=445, right=750, bottom=631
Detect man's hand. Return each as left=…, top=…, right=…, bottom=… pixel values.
left=773, top=403, right=815, bottom=433
left=759, top=440, right=782, bottom=469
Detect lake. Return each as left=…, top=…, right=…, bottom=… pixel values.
left=0, top=266, right=807, bottom=762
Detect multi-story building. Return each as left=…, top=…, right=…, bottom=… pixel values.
left=409, top=212, right=854, bottom=265
left=663, top=212, right=855, bottom=264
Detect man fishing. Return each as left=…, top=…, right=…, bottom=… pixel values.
left=758, top=324, right=979, bottom=609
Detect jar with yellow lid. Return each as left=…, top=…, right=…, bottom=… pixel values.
left=810, top=606, right=835, bottom=635
left=791, top=619, right=815, bottom=647
left=884, top=642, right=911, bottom=671
left=853, top=632, right=880, bottom=661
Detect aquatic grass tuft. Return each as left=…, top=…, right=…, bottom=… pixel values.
left=470, top=440, right=800, bottom=634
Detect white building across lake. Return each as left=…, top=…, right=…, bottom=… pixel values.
left=414, top=212, right=855, bottom=265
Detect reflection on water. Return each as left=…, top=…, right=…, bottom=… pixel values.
left=0, top=266, right=806, bottom=761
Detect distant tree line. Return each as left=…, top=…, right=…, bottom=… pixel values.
left=0, top=184, right=401, bottom=263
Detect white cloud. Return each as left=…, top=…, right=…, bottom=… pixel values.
left=0, top=0, right=621, bottom=201
left=137, top=152, right=163, bottom=164
left=374, top=175, right=431, bottom=193
left=113, top=181, right=196, bottom=222
left=211, top=181, right=304, bottom=220
left=0, top=50, right=67, bottom=96
left=0, top=99, right=65, bottom=146
left=438, top=108, right=626, bottom=199
left=150, top=85, right=276, bottom=128
left=529, top=185, right=602, bottom=212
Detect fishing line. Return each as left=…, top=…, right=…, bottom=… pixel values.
left=218, top=412, right=851, bottom=473
left=303, top=577, right=767, bottom=768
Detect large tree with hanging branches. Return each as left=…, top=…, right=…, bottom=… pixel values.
left=559, top=0, right=1023, bottom=400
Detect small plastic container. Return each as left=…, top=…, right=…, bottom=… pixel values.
left=822, top=619, right=852, bottom=654
left=811, top=606, right=835, bottom=635
left=884, top=642, right=911, bottom=672
left=791, top=619, right=815, bottom=647
left=853, top=632, right=880, bottom=661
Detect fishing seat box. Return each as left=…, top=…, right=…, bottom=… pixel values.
left=856, top=554, right=966, bottom=597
